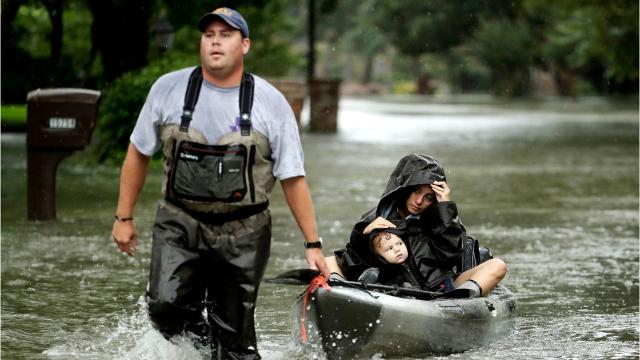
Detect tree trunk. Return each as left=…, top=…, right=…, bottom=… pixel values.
left=87, top=0, right=153, bottom=82
left=416, top=74, right=432, bottom=95
left=363, top=55, right=373, bottom=84
left=1, top=0, right=21, bottom=51
left=44, top=0, right=63, bottom=85
left=307, top=0, right=316, bottom=81
left=554, top=66, right=577, bottom=98
left=412, top=57, right=432, bottom=95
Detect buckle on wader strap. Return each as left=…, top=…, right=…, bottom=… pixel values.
left=179, top=67, right=255, bottom=136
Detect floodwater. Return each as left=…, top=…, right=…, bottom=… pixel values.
left=2, top=96, right=638, bottom=359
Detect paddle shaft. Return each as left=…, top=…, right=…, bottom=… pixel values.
left=265, top=268, right=472, bottom=299
left=327, top=278, right=444, bottom=299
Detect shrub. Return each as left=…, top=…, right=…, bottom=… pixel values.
left=93, top=55, right=196, bottom=163
left=470, top=19, right=536, bottom=97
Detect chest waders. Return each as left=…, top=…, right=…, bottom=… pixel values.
left=147, top=67, right=273, bottom=359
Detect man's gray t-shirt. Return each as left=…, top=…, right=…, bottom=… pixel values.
left=130, top=67, right=305, bottom=180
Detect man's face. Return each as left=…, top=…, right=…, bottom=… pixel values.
left=374, top=232, right=408, bottom=264
left=200, top=20, right=250, bottom=78
left=404, top=185, right=436, bottom=215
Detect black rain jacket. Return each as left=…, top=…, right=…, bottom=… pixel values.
left=334, top=154, right=466, bottom=291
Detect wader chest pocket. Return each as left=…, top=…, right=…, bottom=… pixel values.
left=170, top=141, right=248, bottom=202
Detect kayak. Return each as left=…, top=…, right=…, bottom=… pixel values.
left=289, top=277, right=517, bottom=359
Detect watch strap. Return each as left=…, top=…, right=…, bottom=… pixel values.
left=304, top=238, right=323, bottom=249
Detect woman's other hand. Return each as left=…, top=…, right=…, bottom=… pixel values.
left=363, top=217, right=396, bottom=235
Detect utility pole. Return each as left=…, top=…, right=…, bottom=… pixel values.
left=306, top=0, right=340, bottom=133
left=307, top=0, right=316, bottom=81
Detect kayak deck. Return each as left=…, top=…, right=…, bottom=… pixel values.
left=290, top=283, right=516, bottom=359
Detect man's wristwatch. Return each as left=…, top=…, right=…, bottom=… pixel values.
left=304, top=237, right=323, bottom=249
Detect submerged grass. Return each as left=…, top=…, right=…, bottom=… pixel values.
left=1, top=104, right=27, bottom=131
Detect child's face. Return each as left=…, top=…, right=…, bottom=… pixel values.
left=403, top=185, right=436, bottom=215
left=374, top=232, right=408, bottom=264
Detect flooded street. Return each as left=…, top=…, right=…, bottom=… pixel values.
left=2, top=96, right=638, bottom=359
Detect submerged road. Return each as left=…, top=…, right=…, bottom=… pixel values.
left=1, top=96, right=638, bottom=359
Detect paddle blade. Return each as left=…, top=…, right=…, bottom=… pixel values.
left=264, top=269, right=322, bottom=285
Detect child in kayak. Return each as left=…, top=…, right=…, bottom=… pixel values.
left=358, top=222, right=487, bottom=298
left=359, top=222, right=417, bottom=288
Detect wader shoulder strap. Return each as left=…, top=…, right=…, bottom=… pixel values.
left=239, top=73, right=254, bottom=136
left=179, top=67, right=255, bottom=136
left=180, top=67, right=204, bottom=132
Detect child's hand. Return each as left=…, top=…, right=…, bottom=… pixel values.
left=363, top=217, right=396, bottom=235
left=431, top=181, right=451, bottom=202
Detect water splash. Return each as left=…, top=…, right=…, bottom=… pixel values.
left=43, top=296, right=206, bottom=359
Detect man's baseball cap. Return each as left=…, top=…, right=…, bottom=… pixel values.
left=198, top=7, right=250, bottom=38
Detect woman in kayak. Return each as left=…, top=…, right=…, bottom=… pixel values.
left=327, top=154, right=507, bottom=297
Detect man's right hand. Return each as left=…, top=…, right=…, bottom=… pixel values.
left=112, top=220, right=138, bottom=256
left=112, top=144, right=149, bottom=257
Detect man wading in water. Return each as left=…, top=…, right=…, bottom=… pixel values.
left=112, top=7, right=329, bottom=359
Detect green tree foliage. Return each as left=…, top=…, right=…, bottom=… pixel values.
left=93, top=54, right=194, bottom=163
left=470, top=18, right=535, bottom=96
left=314, top=0, right=387, bottom=83
left=162, top=0, right=302, bottom=76
left=241, top=1, right=305, bottom=76
left=369, top=0, right=485, bottom=93
left=537, top=0, right=639, bottom=93
left=373, top=0, right=483, bottom=56
left=1, top=0, right=155, bottom=102
left=346, top=2, right=388, bottom=83
left=5, top=0, right=637, bottom=102
left=313, top=0, right=637, bottom=96
left=86, top=0, right=155, bottom=83
left=2, top=1, right=62, bottom=102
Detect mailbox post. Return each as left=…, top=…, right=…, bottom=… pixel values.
left=26, top=88, right=101, bottom=220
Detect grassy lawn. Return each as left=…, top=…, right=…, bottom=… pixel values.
left=1, top=104, right=27, bottom=131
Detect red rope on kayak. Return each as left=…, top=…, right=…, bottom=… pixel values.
left=300, top=275, right=331, bottom=343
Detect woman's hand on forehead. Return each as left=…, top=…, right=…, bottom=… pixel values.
left=430, top=181, right=451, bottom=202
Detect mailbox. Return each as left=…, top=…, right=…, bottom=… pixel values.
left=26, top=88, right=101, bottom=220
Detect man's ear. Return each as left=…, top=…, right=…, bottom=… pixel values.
left=242, top=38, right=251, bottom=55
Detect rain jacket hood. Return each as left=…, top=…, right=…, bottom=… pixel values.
left=376, top=154, right=446, bottom=219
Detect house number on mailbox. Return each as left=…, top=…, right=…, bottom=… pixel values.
left=49, top=117, right=77, bottom=129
